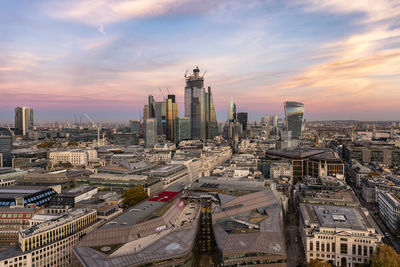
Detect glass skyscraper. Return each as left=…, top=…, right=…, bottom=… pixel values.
left=184, top=67, right=218, bottom=140
left=284, top=101, right=304, bottom=139
left=15, top=106, right=33, bottom=137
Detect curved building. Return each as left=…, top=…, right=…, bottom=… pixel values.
left=284, top=101, right=304, bottom=139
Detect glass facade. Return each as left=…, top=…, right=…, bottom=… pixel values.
left=284, top=101, right=304, bottom=139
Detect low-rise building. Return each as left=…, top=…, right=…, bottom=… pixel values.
left=0, top=208, right=98, bottom=267
left=49, top=186, right=98, bottom=208
left=0, top=186, right=58, bottom=207
left=299, top=204, right=383, bottom=266
left=377, top=191, right=400, bottom=233
left=49, top=149, right=97, bottom=166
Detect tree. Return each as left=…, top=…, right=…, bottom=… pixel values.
left=308, top=259, right=332, bottom=267
left=67, top=141, right=79, bottom=147
left=370, top=244, right=400, bottom=267
left=123, top=185, right=148, bottom=207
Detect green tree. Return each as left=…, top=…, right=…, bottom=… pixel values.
left=37, top=141, right=56, bottom=148
left=123, top=185, right=148, bottom=207
left=308, top=259, right=332, bottom=267
left=370, top=244, right=400, bottom=267
left=67, top=141, right=79, bottom=146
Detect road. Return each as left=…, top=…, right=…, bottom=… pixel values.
left=345, top=170, right=400, bottom=253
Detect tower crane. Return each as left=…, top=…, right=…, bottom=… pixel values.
left=158, top=88, right=166, bottom=100
left=84, top=113, right=101, bottom=147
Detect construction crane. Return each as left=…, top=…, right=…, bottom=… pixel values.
left=166, top=88, right=171, bottom=94
left=84, top=113, right=101, bottom=147
left=184, top=69, right=188, bottom=78
left=202, top=70, right=207, bottom=78
left=158, top=88, right=166, bottom=100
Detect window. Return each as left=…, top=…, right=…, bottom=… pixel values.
left=310, top=242, right=313, bottom=251
left=340, top=243, right=347, bottom=254
left=316, top=241, right=320, bottom=251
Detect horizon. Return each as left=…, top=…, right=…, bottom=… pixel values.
left=1, top=0, right=400, bottom=123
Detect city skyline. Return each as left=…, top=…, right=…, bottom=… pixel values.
left=1, top=0, right=400, bottom=122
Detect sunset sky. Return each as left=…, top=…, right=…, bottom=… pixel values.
left=1, top=0, right=400, bottom=123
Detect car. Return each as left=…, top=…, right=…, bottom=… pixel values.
left=384, top=232, right=390, bottom=237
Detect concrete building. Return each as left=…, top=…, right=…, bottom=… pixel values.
left=73, top=192, right=200, bottom=267
left=0, top=135, right=12, bottom=167
left=0, top=186, right=58, bottom=207
left=149, top=164, right=190, bottom=189
left=0, top=208, right=98, bottom=267
left=49, top=149, right=97, bottom=166
left=377, top=191, right=400, bottom=233
left=129, top=120, right=141, bottom=134
left=49, top=186, right=98, bottom=208
left=212, top=190, right=287, bottom=266
left=144, top=118, right=157, bottom=148
left=270, top=162, right=292, bottom=179
left=299, top=204, right=383, bottom=266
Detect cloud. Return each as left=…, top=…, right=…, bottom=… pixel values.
left=46, top=0, right=222, bottom=26
left=98, top=24, right=105, bottom=34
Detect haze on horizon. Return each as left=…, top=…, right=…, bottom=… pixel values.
left=1, top=0, right=400, bottom=123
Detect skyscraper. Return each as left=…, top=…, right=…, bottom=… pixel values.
left=15, top=107, right=34, bottom=137
left=129, top=120, right=141, bottom=134
left=0, top=128, right=12, bottom=167
left=148, top=95, right=156, bottom=118
left=237, top=112, right=248, bottom=138
left=228, top=98, right=236, bottom=122
left=184, top=67, right=218, bottom=140
left=284, top=101, right=305, bottom=139
left=273, top=114, right=278, bottom=127
left=144, top=118, right=157, bottom=147
left=154, top=101, right=166, bottom=135
left=166, top=95, right=178, bottom=141
left=174, top=117, right=190, bottom=144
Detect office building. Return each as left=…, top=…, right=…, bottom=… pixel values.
left=0, top=134, right=12, bottom=168
left=184, top=67, right=218, bottom=140
left=299, top=203, right=383, bottom=266
left=0, top=207, right=41, bottom=248
left=237, top=112, right=248, bottom=138
left=49, top=149, right=97, bottom=166
left=143, top=104, right=149, bottom=120
left=144, top=118, right=157, bottom=148
left=174, top=117, right=190, bottom=143
left=0, top=186, right=58, bottom=207
left=261, top=114, right=270, bottom=125
left=166, top=94, right=178, bottom=141
left=0, top=208, right=97, bottom=267
left=15, top=107, right=34, bottom=137
left=49, top=186, right=98, bottom=208
left=273, top=114, right=278, bottom=127
left=129, top=120, right=140, bottom=134
left=228, top=97, right=236, bottom=122
left=284, top=101, right=304, bottom=139
left=154, top=101, right=166, bottom=135
left=73, top=191, right=200, bottom=267
left=377, top=191, right=400, bottom=232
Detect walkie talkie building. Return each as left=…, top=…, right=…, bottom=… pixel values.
left=284, top=101, right=304, bottom=139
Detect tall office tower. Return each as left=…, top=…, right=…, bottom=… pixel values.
left=184, top=67, right=218, bottom=140
left=15, top=107, right=34, bottom=136
left=228, top=98, right=236, bottom=122
left=143, top=105, right=149, bottom=120
left=261, top=114, right=269, bottom=125
left=206, top=87, right=219, bottom=139
left=144, top=118, right=157, bottom=147
left=174, top=117, right=190, bottom=144
left=148, top=95, right=156, bottom=118
left=154, top=101, right=166, bottom=135
left=166, top=95, right=178, bottom=141
left=273, top=114, right=278, bottom=127
left=0, top=128, right=12, bottom=167
left=237, top=112, right=248, bottom=136
left=129, top=120, right=141, bottom=134
left=284, top=101, right=305, bottom=139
